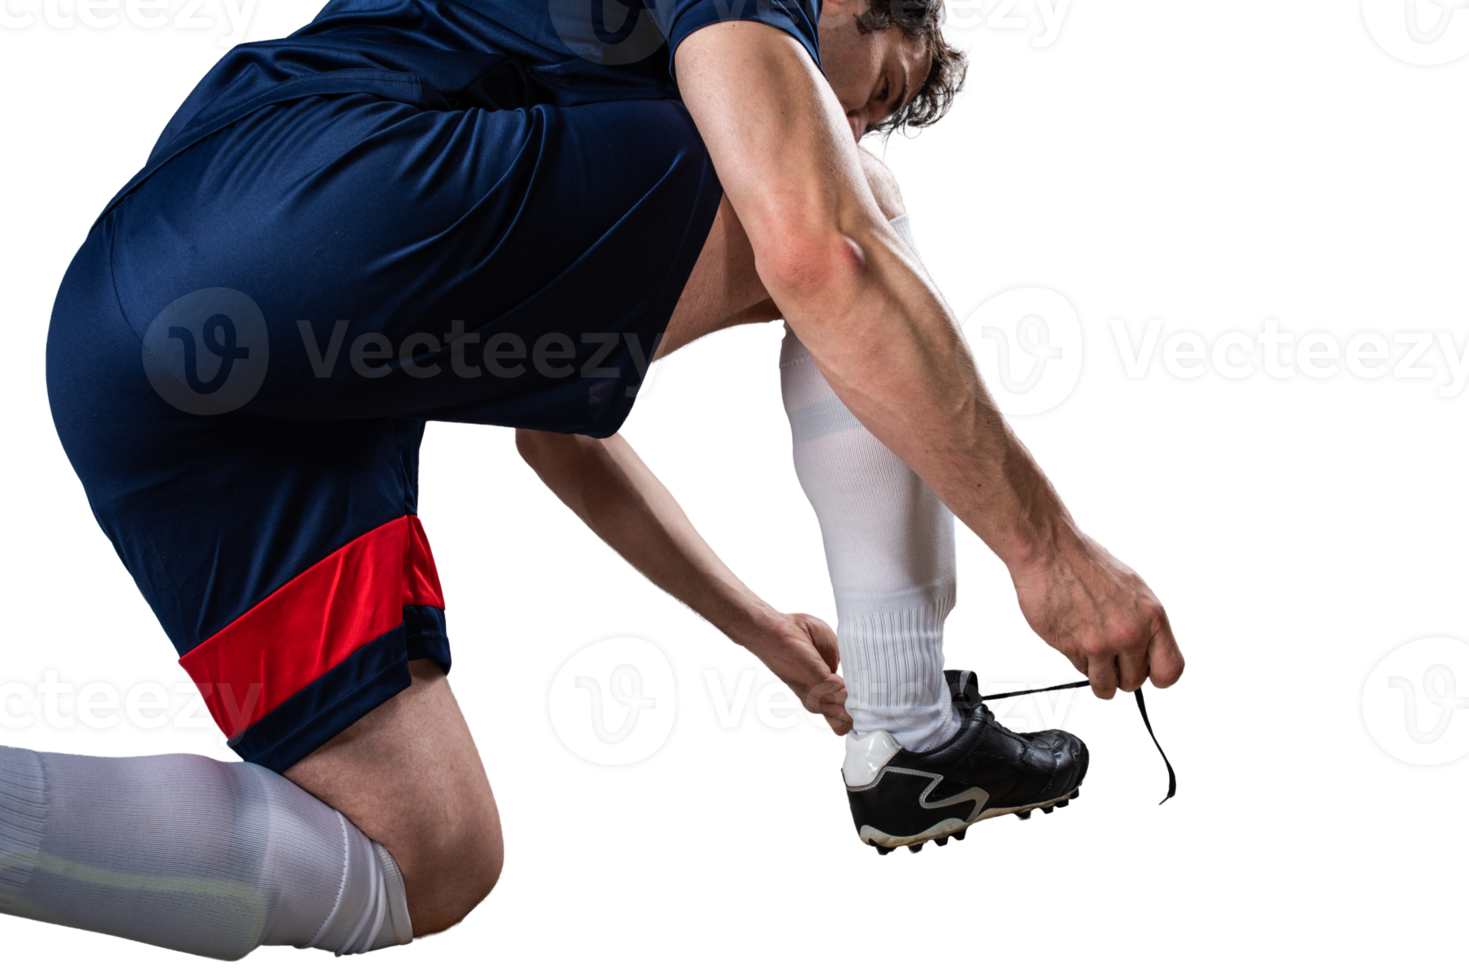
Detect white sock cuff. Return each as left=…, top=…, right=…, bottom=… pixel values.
left=838, top=583, right=958, bottom=750
left=839, top=591, right=955, bottom=710
left=840, top=597, right=959, bottom=752
left=840, top=578, right=963, bottom=625
left=374, top=843, right=413, bottom=948
left=297, top=816, right=412, bottom=955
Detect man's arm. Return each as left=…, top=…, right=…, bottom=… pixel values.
left=515, top=428, right=852, bottom=733
left=676, top=22, right=1184, bottom=698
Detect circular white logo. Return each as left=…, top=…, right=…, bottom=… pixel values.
left=548, top=637, right=677, bottom=765
left=141, top=287, right=269, bottom=415
left=964, top=286, right=1084, bottom=416
left=1362, top=637, right=1469, bottom=766
left=1363, top=0, right=1469, bottom=65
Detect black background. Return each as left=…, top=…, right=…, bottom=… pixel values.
left=5, top=0, right=1463, bottom=963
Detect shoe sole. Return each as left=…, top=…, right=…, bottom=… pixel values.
left=858, top=785, right=1081, bottom=854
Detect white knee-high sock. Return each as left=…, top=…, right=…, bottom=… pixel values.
left=0, top=745, right=412, bottom=960
left=780, top=214, right=962, bottom=752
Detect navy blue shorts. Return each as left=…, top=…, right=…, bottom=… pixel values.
left=47, top=92, right=722, bottom=772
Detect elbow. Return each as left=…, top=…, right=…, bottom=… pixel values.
left=755, top=229, right=868, bottom=307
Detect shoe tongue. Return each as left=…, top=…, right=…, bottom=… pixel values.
left=948, top=670, right=981, bottom=709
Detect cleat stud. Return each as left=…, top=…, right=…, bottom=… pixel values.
left=954, top=829, right=967, bottom=841
left=1042, top=806, right=1055, bottom=814
left=1055, top=798, right=1069, bottom=808
left=935, top=836, right=949, bottom=847
left=875, top=846, right=894, bottom=855
left=1016, top=810, right=1032, bottom=820
left=1072, top=788, right=1080, bottom=799
left=909, top=843, right=924, bottom=853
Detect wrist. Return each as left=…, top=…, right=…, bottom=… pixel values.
left=715, top=592, right=788, bottom=655
left=1002, top=512, right=1086, bottom=580
left=982, top=433, right=1082, bottom=574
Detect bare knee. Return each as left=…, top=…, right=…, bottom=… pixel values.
left=285, top=660, right=504, bottom=938
left=394, top=797, right=504, bottom=937
left=365, top=664, right=504, bottom=936
left=859, top=147, right=907, bottom=221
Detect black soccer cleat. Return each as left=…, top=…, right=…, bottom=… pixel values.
left=844, top=670, right=1088, bottom=851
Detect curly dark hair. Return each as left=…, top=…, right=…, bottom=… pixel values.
left=856, top=0, right=968, bottom=135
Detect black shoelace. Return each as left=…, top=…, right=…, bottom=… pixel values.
left=979, top=682, right=1177, bottom=805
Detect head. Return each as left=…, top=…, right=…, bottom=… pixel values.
left=818, top=0, right=968, bottom=141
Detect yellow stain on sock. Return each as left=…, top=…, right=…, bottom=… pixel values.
left=0, top=848, right=267, bottom=958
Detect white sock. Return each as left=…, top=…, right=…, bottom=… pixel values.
left=0, top=745, right=412, bottom=960
left=780, top=213, right=962, bottom=753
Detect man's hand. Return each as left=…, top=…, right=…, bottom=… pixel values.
left=1011, top=530, right=1186, bottom=699
left=747, top=612, right=851, bottom=735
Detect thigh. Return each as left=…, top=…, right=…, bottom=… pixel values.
left=49, top=222, right=450, bottom=775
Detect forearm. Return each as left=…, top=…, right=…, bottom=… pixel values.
left=793, top=228, right=1076, bottom=569
left=678, top=24, right=1075, bottom=571
left=515, top=429, right=780, bottom=648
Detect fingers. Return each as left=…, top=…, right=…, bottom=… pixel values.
left=1086, top=651, right=1119, bottom=700
left=1088, top=610, right=1182, bottom=697
left=1146, top=622, right=1185, bottom=689
left=805, top=677, right=851, bottom=735
left=805, top=615, right=841, bottom=674
left=1014, top=530, right=1188, bottom=702
left=1117, top=638, right=1150, bottom=693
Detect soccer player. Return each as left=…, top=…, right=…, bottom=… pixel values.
left=2, top=0, right=1183, bottom=958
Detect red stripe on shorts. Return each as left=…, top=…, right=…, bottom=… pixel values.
left=178, top=515, right=444, bottom=739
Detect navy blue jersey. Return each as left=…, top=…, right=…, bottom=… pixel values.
left=150, top=0, right=823, bottom=165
